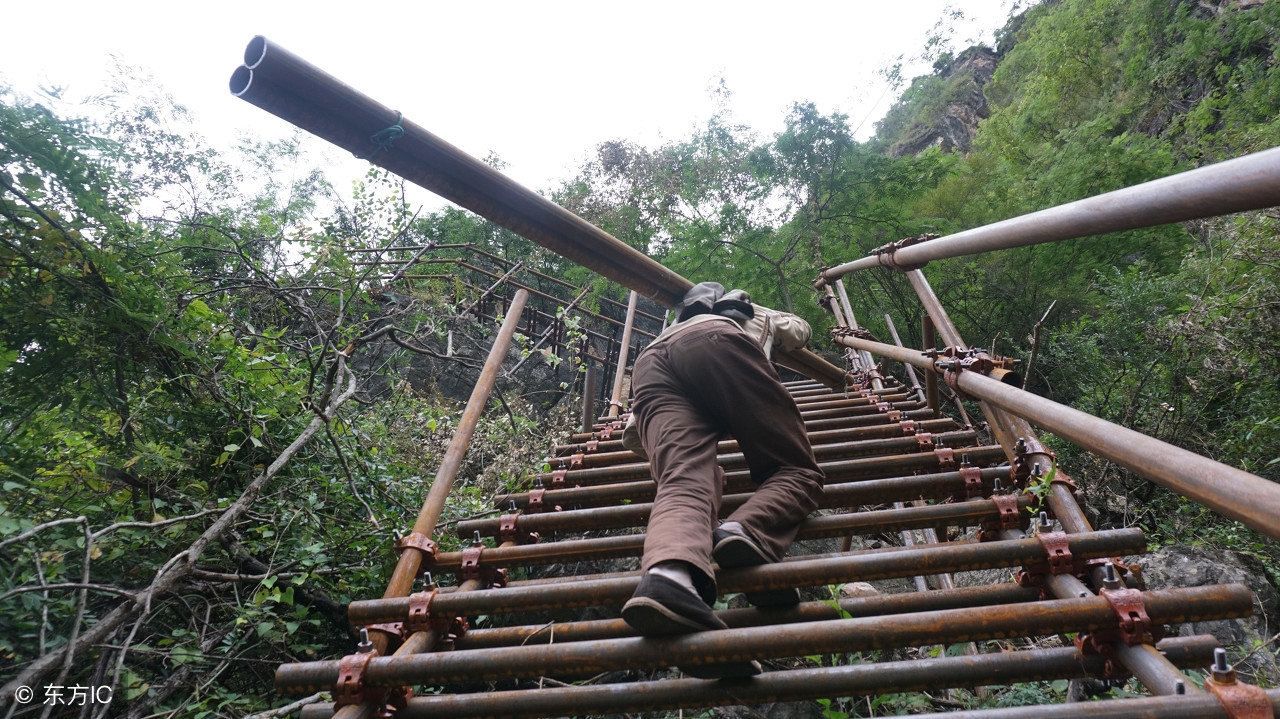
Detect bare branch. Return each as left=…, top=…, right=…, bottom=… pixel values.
left=91, top=508, right=220, bottom=540
left=0, top=517, right=87, bottom=553
left=241, top=693, right=326, bottom=719
left=1, top=352, right=360, bottom=705
left=0, top=584, right=138, bottom=603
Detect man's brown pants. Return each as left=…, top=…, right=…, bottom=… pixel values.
left=632, top=320, right=825, bottom=598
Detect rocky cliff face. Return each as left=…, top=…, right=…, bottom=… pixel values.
left=883, top=0, right=1269, bottom=158
left=889, top=47, right=1000, bottom=157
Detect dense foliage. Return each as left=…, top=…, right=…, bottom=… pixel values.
left=3, top=0, right=1279, bottom=714
left=565, top=0, right=1280, bottom=540
left=0, top=88, right=576, bottom=715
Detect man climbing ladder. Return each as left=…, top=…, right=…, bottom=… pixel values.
left=621, top=282, right=826, bottom=677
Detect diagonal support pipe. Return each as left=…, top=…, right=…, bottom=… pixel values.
left=831, top=331, right=1280, bottom=542
left=369, top=289, right=529, bottom=654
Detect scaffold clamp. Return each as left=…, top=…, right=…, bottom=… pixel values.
left=1206, top=674, right=1274, bottom=719
left=1037, top=531, right=1074, bottom=575
left=459, top=544, right=508, bottom=589
left=394, top=532, right=438, bottom=560
left=526, top=488, right=547, bottom=514
left=334, top=650, right=380, bottom=708
left=934, top=446, right=956, bottom=472
left=959, top=466, right=984, bottom=500
left=499, top=513, right=539, bottom=545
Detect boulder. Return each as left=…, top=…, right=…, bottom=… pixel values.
left=1138, top=544, right=1280, bottom=684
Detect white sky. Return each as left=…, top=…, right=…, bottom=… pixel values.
left=1, top=1, right=1022, bottom=209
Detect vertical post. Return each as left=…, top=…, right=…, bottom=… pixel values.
left=372, top=289, right=530, bottom=654
left=824, top=286, right=849, bottom=327
left=833, top=281, right=880, bottom=391
left=884, top=313, right=951, bottom=593
left=883, top=314, right=924, bottom=402
left=898, top=269, right=1195, bottom=696
left=823, top=286, right=862, bottom=373
left=922, top=315, right=940, bottom=417
left=607, top=291, right=638, bottom=419
left=834, top=280, right=877, bottom=378
left=599, top=336, right=618, bottom=420
left=581, top=357, right=598, bottom=434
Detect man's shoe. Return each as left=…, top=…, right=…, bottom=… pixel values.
left=623, top=573, right=761, bottom=678
left=623, top=573, right=728, bottom=636
left=712, top=528, right=801, bottom=608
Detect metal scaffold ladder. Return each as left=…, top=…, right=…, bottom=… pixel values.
left=230, top=35, right=1280, bottom=718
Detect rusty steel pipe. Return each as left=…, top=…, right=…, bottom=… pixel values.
left=773, top=345, right=851, bottom=389
left=455, top=583, right=1041, bottom=650
left=803, top=407, right=935, bottom=431
left=903, top=268, right=1067, bottom=476
left=353, top=529, right=1148, bottom=624
left=835, top=279, right=878, bottom=375
left=606, top=290, right=638, bottom=418
left=906, top=269, right=965, bottom=348
left=960, top=370, right=1280, bottom=541
left=367, top=289, right=528, bottom=655
left=570, top=439, right=997, bottom=493
left=230, top=36, right=846, bottom=388
left=884, top=313, right=925, bottom=400
left=532, top=430, right=977, bottom=487
left=284, top=584, right=1245, bottom=692
left=565, top=406, right=936, bottom=444
left=800, top=399, right=926, bottom=421
left=832, top=326, right=1280, bottom=540
left=499, top=444, right=1008, bottom=512
left=549, top=417, right=958, bottom=470
left=850, top=691, right=1280, bottom=719
left=824, top=284, right=864, bottom=373
left=795, top=392, right=913, bottom=410
left=497, top=465, right=1007, bottom=516
left=1034, top=560, right=1201, bottom=696
left=580, top=356, right=597, bottom=433
left=865, top=266, right=1256, bottom=702
left=297, top=637, right=1222, bottom=719
left=922, top=314, right=940, bottom=415
left=824, top=283, right=863, bottom=372
left=820, top=147, right=1280, bottom=279
left=231, top=37, right=687, bottom=305
left=462, top=491, right=1027, bottom=540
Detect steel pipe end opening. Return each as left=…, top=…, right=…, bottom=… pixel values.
left=229, top=66, right=253, bottom=96
left=243, top=35, right=268, bottom=69
left=989, top=368, right=1023, bottom=387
